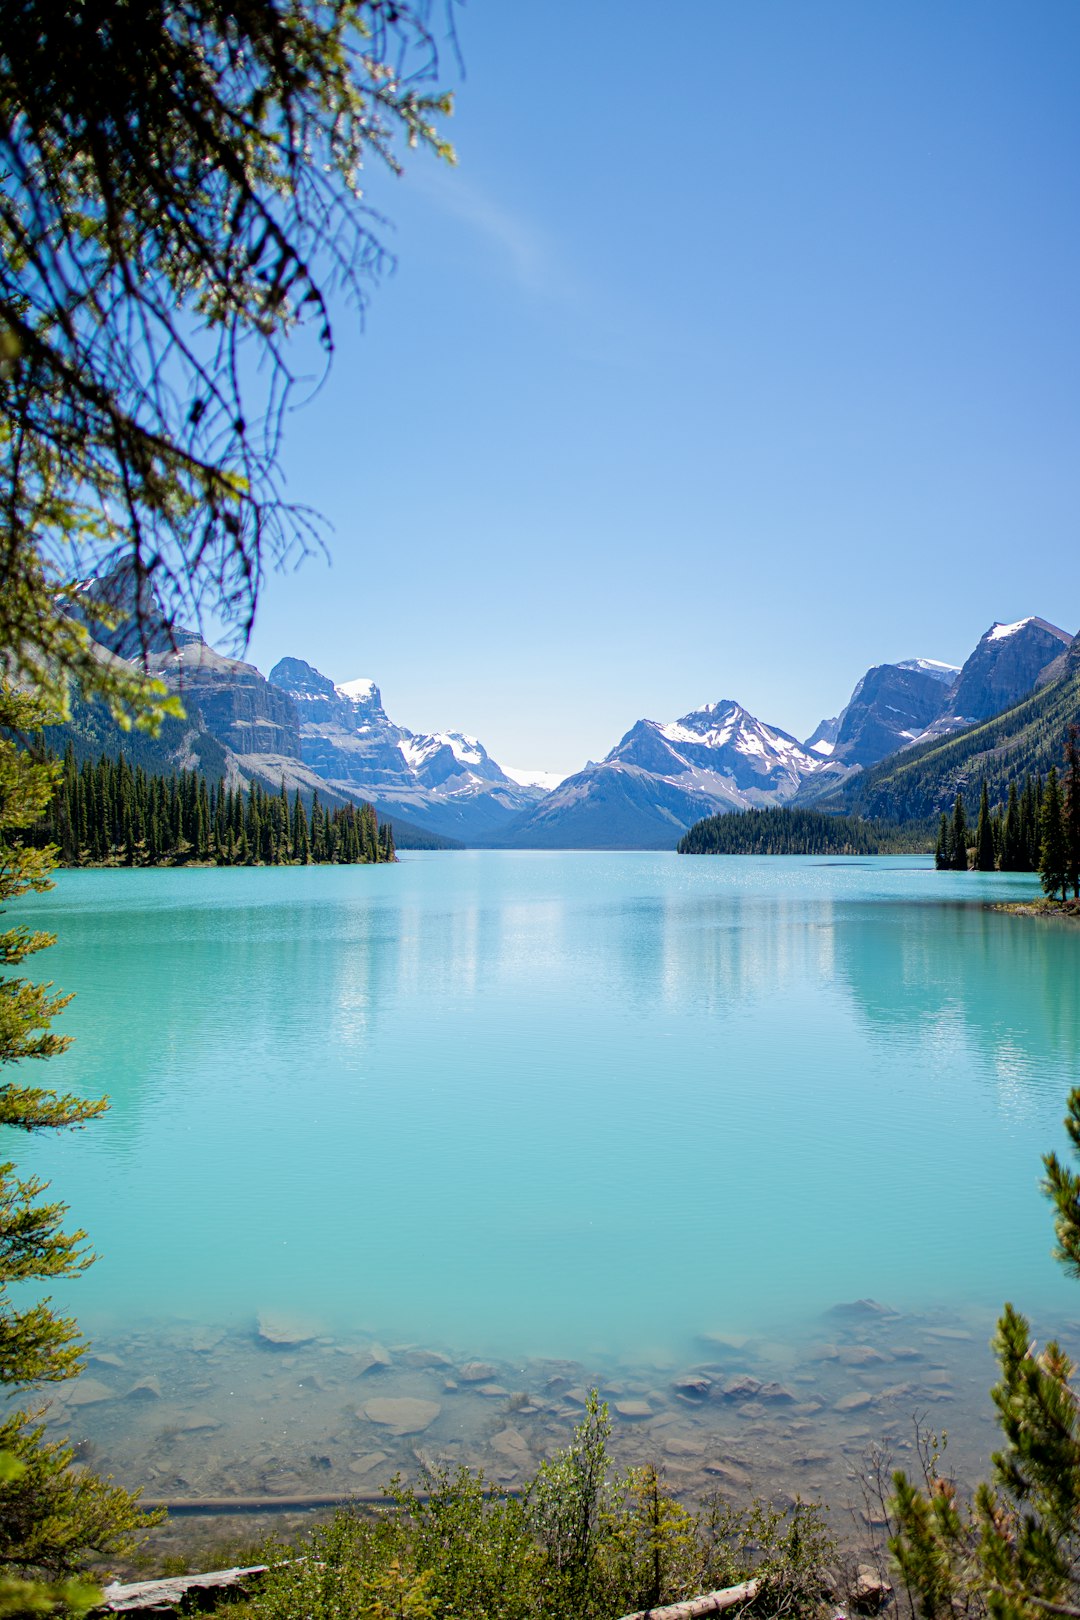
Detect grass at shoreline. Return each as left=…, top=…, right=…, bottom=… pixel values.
left=993, top=896, right=1080, bottom=920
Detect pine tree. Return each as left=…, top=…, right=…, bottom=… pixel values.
left=975, top=780, right=996, bottom=871
left=292, top=792, right=310, bottom=865
left=934, top=813, right=951, bottom=871
left=891, top=1085, right=1080, bottom=1620
left=1040, top=765, right=1068, bottom=903
left=1064, top=726, right=1080, bottom=901
left=0, top=691, right=157, bottom=1576
left=1001, top=781, right=1024, bottom=871
left=950, top=794, right=969, bottom=871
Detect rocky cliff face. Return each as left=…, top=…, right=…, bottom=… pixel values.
left=268, top=657, right=546, bottom=842
left=829, top=662, right=957, bottom=767
left=934, top=618, right=1073, bottom=728
left=149, top=641, right=303, bottom=759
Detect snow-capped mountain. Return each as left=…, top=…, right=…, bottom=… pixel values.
left=496, top=700, right=821, bottom=849
left=815, top=657, right=961, bottom=770
left=921, top=617, right=1072, bottom=735
left=268, top=657, right=547, bottom=841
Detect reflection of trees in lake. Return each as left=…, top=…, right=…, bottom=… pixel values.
left=829, top=901, right=1080, bottom=1111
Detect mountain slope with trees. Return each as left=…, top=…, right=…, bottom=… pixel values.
left=819, top=638, right=1080, bottom=824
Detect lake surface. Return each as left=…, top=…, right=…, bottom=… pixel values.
left=11, top=853, right=1080, bottom=1526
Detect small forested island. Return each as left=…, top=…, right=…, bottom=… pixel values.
left=677, top=806, right=931, bottom=856
left=26, top=747, right=394, bottom=868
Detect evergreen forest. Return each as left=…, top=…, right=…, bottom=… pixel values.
left=934, top=730, right=1080, bottom=901
left=25, top=748, right=395, bottom=868
left=677, top=806, right=932, bottom=856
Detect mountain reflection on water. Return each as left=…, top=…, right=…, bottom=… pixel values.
left=12, top=855, right=1079, bottom=1451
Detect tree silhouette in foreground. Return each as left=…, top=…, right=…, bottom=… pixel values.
left=890, top=1088, right=1080, bottom=1620
left=0, top=694, right=159, bottom=1581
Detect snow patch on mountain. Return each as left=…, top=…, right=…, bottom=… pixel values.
left=987, top=618, right=1034, bottom=642
left=503, top=766, right=566, bottom=791
left=896, top=658, right=960, bottom=680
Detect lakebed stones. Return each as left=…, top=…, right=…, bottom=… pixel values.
left=89, top=1351, right=126, bottom=1370
left=703, top=1461, right=752, bottom=1491
left=850, top=1565, right=894, bottom=1614
left=256, top=1312, right=319, bottom=1348
left=458, top=1361, right=499, bottom=1384
left=837, top=1345, right=890, bottom=1367
left=125, top=1376, right=163, bottom=1400
left=490, top=1427, right=532, bottom=1470
left=826, top=1298, right=898, bottom=1321
left=833, top=1391, right=874, bottom=1413
left=399, top=1348, right=452, bottom=1369
left=664, top=1434, right=706, bottom=1458
left=614, top=1400, right=652, bottom=1420
left=66, top=1379, right=115, bottom=1407
left=673, top=1373, right=712, bottom=1401
left=353, top=1344, right=392, bottom=1377
left=359, top=1397, right=441, bottom=1436
left=349, top=1450, right=389, bottom=1478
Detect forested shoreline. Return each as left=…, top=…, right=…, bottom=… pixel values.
left=25, top=747, right=395, bottom=867
left=677, top=806, right=932, bottom=856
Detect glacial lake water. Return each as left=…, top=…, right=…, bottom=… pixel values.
left=10, top=852, right=1080, bottom=1528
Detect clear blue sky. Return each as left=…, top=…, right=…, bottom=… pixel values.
left=244, top=0, right=1080, bottom=777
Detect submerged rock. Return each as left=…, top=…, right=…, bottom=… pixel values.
left=399, top=1348, right=452, bottom=1369
left=672, top=1374, right=712, bottom=1401
left=353, top=1344, right=393, bottom=1376
left=66, top=1379, right=115, bottom=1407
left=664, top=1434, right=705, bottom=1458
left=826, top=1299, right=896, bottom=1320
left=703, top=1461, right=752, bottom=1490
left=837, top=1345, right=889, bottom=1367
left=833, top=1391, right=874, bottom=1412
left=360, top=1397, right=441, bottom=1435
left=179, top=1411, right=224, bottom=1433
left=614, top=1400, right=652, bottom=1420
left=491, top=1427, right=532, bottom=1469
left=256, top=1312, right=319, bottom=1347
left=718, top=1376, right=762, bottom=1401
left=458, top=1361, right=499, bottom=1383
left=349, top=1450, right=389, bottom=1477
left=125, top=1377, right=163, bottom=1400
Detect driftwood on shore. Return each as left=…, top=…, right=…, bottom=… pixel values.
left=614, top=1578, right=762, bottom=1620
left=98, top=1564, right=270, bottom=1613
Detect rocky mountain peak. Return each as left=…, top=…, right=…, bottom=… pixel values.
left=942, top=616, right=1073, bottom=725
left=269, top=658, right=389, bottom=729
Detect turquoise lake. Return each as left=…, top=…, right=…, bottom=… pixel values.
left=17, top=851, right=1080, bottom=1352
left=10, top=852, right=1080, bottom=1513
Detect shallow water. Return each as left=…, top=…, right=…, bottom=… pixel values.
left=10, top=853, right=1080, bottom=1521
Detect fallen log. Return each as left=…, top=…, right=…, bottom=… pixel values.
left=97, top=1564, right=269, bottom=1613
left=616, top=1577, right=762, bottom=1620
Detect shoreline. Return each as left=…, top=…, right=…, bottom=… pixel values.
left=993, top=897, right=1080, bottom=920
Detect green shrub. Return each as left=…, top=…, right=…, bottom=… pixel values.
left=235, top=1393, right=835, bottom=1620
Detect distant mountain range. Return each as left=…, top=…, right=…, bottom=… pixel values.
left=492, top=616, right=1074, bottom=847
left=52, top=561, right=1079, bottom=849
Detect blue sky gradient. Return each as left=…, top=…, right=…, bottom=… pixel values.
left=244, top=0, right=1080, bottom=777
